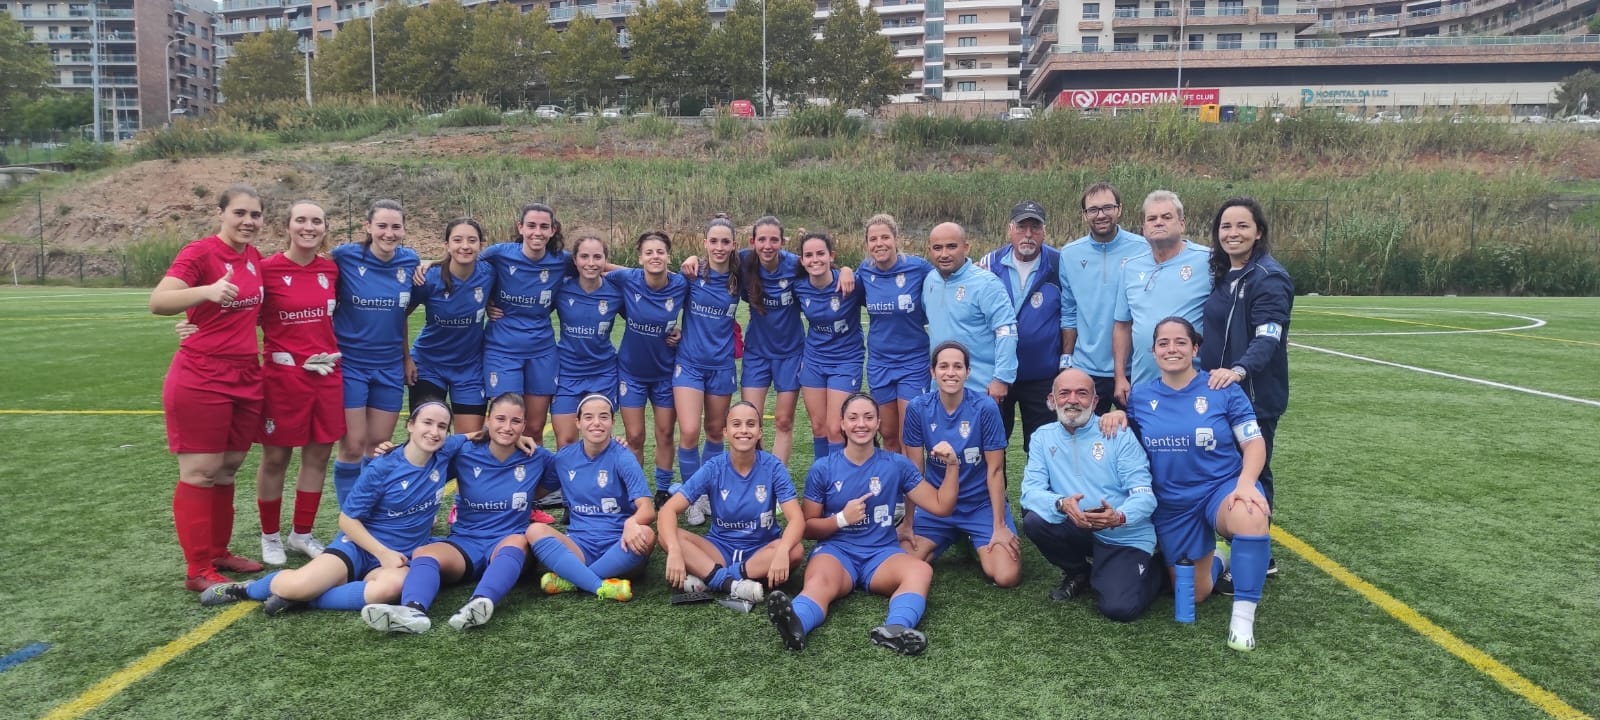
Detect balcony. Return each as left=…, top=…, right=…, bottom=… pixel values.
left=947, top=62, right=1024, bottom=75
left=947, top=0, right=1024, bottom=9
left=882, top=23, right=928, bottom=35
left=1027, top=0, right=1059, bottom=32
left=896, top=46, right=927, bottom=58
left=1112, top=6, right=1318, bottom=26
left=873, top=1, right=929, bottom=13
left=946, top=42, right=1026, bottom=54
left=100, top=53, right=139, bottom=64
left=547, top=2, right=640, bottom=22
left=942, top=88, right=1021, bottom=100
left=1302, top=0, right=1506, bottom=32
left=948, top=20, right=1023, bottom=32
left=222, top=0, right=289, bottom=12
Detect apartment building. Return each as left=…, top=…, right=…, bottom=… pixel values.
left=2, top=0, right=218, bottom=140
left=1303, top=0, right=1600, bottom=38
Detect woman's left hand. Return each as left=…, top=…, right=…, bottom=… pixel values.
left=372, top=441, right=398, bottom=456
left=1208, top=367, right=1242, bottom=390
left=767, top=552, right=791, bottom=587
left=621, top=521, right=653, bottom=555
left=837, top=266, right=856, bottom=295
left=665, top=327, right=682, bottom=348
left=403, top=356, right=418, bottom=386
left=1225, top=483, right=1271, bottom=517
left=1098, top=410, right=1128, bottom=437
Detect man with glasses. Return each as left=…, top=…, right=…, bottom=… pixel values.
left=977, top=201, right=1060, bottom=453
left=1058, top=183, right=1148, bottom=414
left=1112, top=190, right=1211, bottom=406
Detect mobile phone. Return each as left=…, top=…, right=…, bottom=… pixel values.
left=1079, top=504, right=1108, bottom=514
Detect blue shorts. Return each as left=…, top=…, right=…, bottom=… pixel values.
left=707, top=534, right=778, bottom=567
left=742, top=354, right=801, bottom=393
left=325, top=531, right=434, bottom=582
left=618, top=372, right=674, bottom=410
left=1153, top=481, right=1264, bottom=568
left=867, top=362, right=928, bottom=404
left=552, top=370, right=619, bottom=415
left=342, top=363, right=405, bottom=412
left=672, top=362, right=737, bottom=397
left=800, top=360, right=863, bottom=393
left=812, top=542, right=905, bottom=591
left=484, top=350, right=557, bottom=398
left=569, top=531, right=649, bottom=576
left=414, top=360, right=486, bottom=408
left=440, top=533, right=510, bottom=579
left=915, top=501, right=1018, bottom=557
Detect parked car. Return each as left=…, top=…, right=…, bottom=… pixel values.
left=1522, top=114, right=1548, bottom=124
left=1567, top=114, right=1600, bottom=124
left=844, top=108, right=869, bottom=120
left=1005, top=106, right=1034, bottom=121
left=772, top=106, right=791, bottom=118
left=730, top=99, right=755, bottom=118
left=572, top=110, right=595, bottom=121
left=602, top=107, right=623, bottom=119
left=1369, top=111, right=1405, bottom=124
left=534, top=105, right=565, bottom=119
left=699, top=107, right=719, bottom=118
left=631, top=110, right=655, bottom=118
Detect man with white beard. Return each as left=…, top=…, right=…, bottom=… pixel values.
left=1018, top=369, right=1160, bottom=621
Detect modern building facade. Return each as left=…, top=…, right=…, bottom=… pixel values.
left=2, top=0, right=218, bottom=140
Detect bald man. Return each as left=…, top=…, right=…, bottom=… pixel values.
left=921, top=222, right=1017, bottom=404
left=1020, top=369, right=1159, bottom=621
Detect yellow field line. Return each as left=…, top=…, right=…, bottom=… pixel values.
left=0, top=410, right=163, bottom=415
left=1300, top=309, right=1600, bottom=347
left=1273, top=525, right=1590, bottom=720
left=39, top=602, right=259, bottom=720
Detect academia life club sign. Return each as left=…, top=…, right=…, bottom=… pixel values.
left=1057, top=88, right=1223, bottom=109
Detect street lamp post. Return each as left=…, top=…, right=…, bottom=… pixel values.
left=368, top=2, right=385, bottom=102
left=164, top=38, right=179, bottom=127
left=286, top=10, right=312, bottom=105
left=761, top=0, right=768, bottom=116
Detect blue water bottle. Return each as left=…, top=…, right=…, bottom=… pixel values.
left=1174, top=556, right=1196, bottom=624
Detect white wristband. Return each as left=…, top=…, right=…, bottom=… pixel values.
left=1059, top=353, right=1074, bottom=369
left=834, top=511, right=849, bottom=528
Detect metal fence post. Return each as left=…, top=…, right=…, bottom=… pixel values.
left=37, top=191, right=45, bottom=282
left=1469, top=199, right=1477, bottom=253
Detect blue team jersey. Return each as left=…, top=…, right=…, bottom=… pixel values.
left=555, top=276, right=624, bottom=379
left=677, top=451, right=797, bottom=548
left=614, top=269, right=688, bottom=381
left=678, top=268, right=741, bottom=369
left=480, top=242, right=568, bottom=358
left=1127, top=375, right=1261, bottom=508
left=1058, top=229, right=1148, bottom=377
left=857, top=255, right=933, bottom=370
left=1114, top=241, right=1211, bottom=385
left=554, top=441, right=651, bottom=541
left=341, top=435, right=467, bottom=553
left=410, top=262, right=492, bottom=369
left=902, top=388, right=1008, bottom=508
left=331, top=243, right=421, bottom=368
left=450, top=441, right=558, bottom=543
left=739, top=249, right=804, bottom=358
left=793, top=269, right=865, bottom=369
left=804, top=449, right=923, bottom=552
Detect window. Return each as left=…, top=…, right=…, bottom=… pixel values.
left=1188, top=0, right=1205, bottom=15
left=1082, top=35, right=1100, bottom=51
left=958, top=36, right=976, bottom=46
left=1153, top=33, right=1170, bottom=47
left=72, top=70, right=90, bottom=85
left=1114, top=3, right=1137, bottom=17
left=1082, top=2, right=1100, bottom=19
left=957, top=81, right=977, bottom=91
left=956, top=58, right=977, bottom=68
left=958, top=13, right=976, bottom=22
left=1113, top=33, right=1138, bottom=50
left=924, top=65, right=943, bottom=81
left=1217, top=32, right=1241, bottom=48
left=1218, top=0, right=1243, bottom=14
left=1261, top=0, right=1279, bottom=14
left=317, top=6, right=332, bottom=20
left=925, top=42, right=943, bottom=60
left=1187, top=32, right=1203, bottom=49
left=1154, top=1, right=1173, bottom=15
left=1258, top=31, right=1277, bottom=48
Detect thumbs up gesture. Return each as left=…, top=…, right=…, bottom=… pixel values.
left=208, top=267, right=238, bottom=304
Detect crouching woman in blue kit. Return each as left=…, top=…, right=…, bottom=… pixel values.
left=766, top=393, right=961, bottom=656
left=527, top=394, right=655, bottom=601
left=1127, top=316, right=1270, bottom=651
left=199, top=402, right=464, bottom=614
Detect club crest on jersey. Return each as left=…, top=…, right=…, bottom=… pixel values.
left=1091, top=442, right=1105, bottom=461
left=959, top=421, right=971, bottom=439
left=896, top=273, right=906, bottom=288
left=224, top=262, right=234, bottom=275
left=720, top=489, right=730, bottom=501
left=1180, top=265, right=1193, bottom=281
left=318, top=272, right=329, bottom=289
left=264, top=419, right=276, bottom=435
left=830, top=296, right=840, bottom=312
left=430, top=470, right=441, bottom=483
left=540, top=269, right=549, bottom=283
left=396, top=268, right=406, bottom=283
left=597, top=470, right=609, bottom=488
left=513, top=465, right=526, bottom=483
left=1031, top=291, right=1043, bottom=308
left=664, top=298, right=674, bottom=312
left=955, top=286, right=966, bottom=302
left=869, top=477, right=882, bottom=496
left=474, top=287, right=484, bottom=303
left=489, top=372, right=499, bottom=388
left=473, top=466, right=482, bottom=478
left=246, top=261, right=256, bottom=275
left=1194, top=396, right=1208, bottom=414
left=779, top=278, right=789, bottom=289
left=755, top=485, right=767, bottom=503
left=598, top=300, right=609, bottom=316
left=282, top=275, right=292, bottom=286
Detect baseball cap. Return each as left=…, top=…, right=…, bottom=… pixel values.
left=1011, top=200, right=1046, bottom=224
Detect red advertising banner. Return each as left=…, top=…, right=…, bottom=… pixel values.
left=1056, top=88, right=1221, bottom=109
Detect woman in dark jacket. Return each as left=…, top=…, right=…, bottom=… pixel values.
left=1201, top=197, right=1293, bottom=514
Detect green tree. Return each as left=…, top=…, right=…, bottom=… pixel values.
left=221, top=28, right=304, bottom=103
left=311, top=4, right=416, bottom=97
left=394, top=0, right=473, bottom=107
left=458, top=4, right=555, bottom=108
left=9, top=91, right=93, bottom=136
left=549, top=14, right=624, bottom=109
left=813, top=0, right=904, bottom=110
left=1554, top=69, right=1600, bottom=117
left=711, top=0, right=815, bottom=109
left=626, top=0, right=713, bottom=107
left=0, top=13, right=55, bottom=134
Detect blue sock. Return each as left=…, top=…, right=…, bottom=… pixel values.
left=827, top=441, right=843, bottom=456
left=588, top=542, right=646, bottom=580
left=532, top=537, right=602, bottom=594
left=885, top=592, right=927, bottom=628
left=728, top=562, right=744, bottom=581
left=332, top=461, right=361, bottom=506
left=677, top=446, right=702, bottom=485
left=1229, top=534, right=1270, bottom=603
left=399, top=556, right=440, bottom=611
left=793, top=594, right=825, bottom=635
left=245, top=572, right=279, bottom=601
left=812, top=436, right=829, bottom=459
left=708, top=566, right=732, bottom=592
left=471, top=546, right=526, bottom=604
left=308, top=581, right=368, bottom=611
left=703, top=440, right=724, bottom=460
left=653, top=468, right=675, bottom=495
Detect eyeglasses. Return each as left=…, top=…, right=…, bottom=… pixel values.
left=1083, top=204, right=1121, bottom=216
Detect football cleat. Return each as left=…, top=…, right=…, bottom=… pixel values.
left=729, top=579, right=765, bottom=603
left=540, top=572, right=576, bottom=595
left=361, top=603, right=432, bottom=634
left=213, top=553, right=264, bottom=574
left=766, top=591, right=807, bottom=652
left=448, top=597, right=495, bottom=631
left=185, top=567, right=231, bottom=593
left=286, top=532, right=325, bottom=558
left=199, top=581, right=250, bottom=605
left=869, top=624, right=928, bottom=656
left=596, top=578, right=633, bottom=602
left=260, top=533, right=287, bottom=566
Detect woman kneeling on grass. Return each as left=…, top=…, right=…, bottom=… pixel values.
left=658, top=401, right=804, bottom=602
left=199, top=402, right=464, bottom=614
left=766, top=393, right=961, bottom=656
left=527, top=394, right=655, bottom=602
left=361, top=393, right=557, bottom=633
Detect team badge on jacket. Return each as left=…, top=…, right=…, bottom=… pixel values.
left=1179, top=265, right=1193, bottom=281
left=955, top=286, right=966, bottom=301
left=1091, top=442, right=1105, bottom=461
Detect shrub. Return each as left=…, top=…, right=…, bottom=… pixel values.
left=439, top=104, right=505, bottom=128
